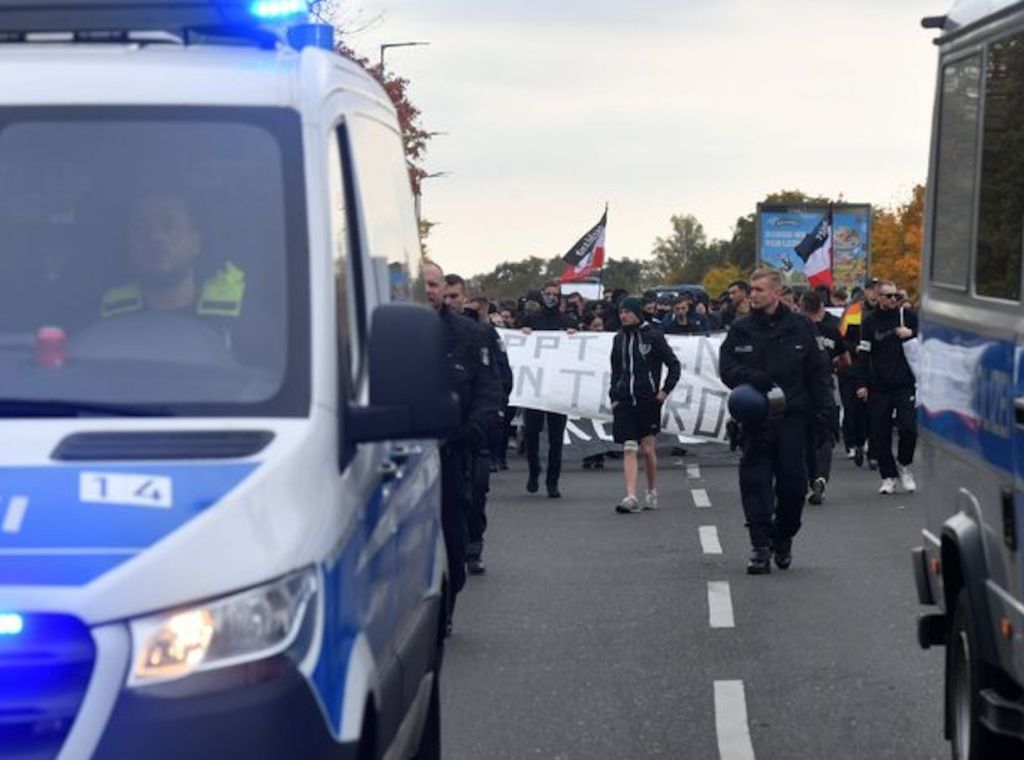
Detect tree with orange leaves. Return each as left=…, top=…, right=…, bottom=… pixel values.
left=871, top=185, right=924, bottom=298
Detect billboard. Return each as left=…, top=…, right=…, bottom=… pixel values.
left=831, top=204, right=871, bottom=291
left=755, top=203, right=871, bottom=289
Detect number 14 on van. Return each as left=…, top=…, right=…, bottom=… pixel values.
left=80, top=472, right=173, bottom=509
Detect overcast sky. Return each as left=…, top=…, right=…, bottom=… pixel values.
left=340, top=0, right=943, bottom=278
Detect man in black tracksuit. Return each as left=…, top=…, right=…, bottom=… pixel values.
left=609, top=296, right=681, bottom=513
left=424, top=263, right=502, bottom=632
left=520, top=281, right=576, bottom=498
left=853, top=279, right=918, bottom=496
left=719, top=269, right=835, bottom=574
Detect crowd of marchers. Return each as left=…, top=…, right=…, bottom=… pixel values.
left=718, top=271, right=920, bottom=574
left=421, top=259, right=921, bottom=591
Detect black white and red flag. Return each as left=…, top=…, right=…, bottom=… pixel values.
left=793, top=215, right=833, bottom=288
left=559, top=208, right=607, bottom=283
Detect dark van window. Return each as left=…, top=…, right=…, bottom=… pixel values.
left=976, top=36, right=1024, bottom=301
left=932, top=56, right=981, bottom=290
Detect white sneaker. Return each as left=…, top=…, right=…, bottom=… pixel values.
left=879, top=478, right=897, bottom=495
left=615, top=496, right=642, bottom=514
left=846, top=447, right=857, bottom=460
left=644, top=489, right=659, bottom=510
left=898, top=466, right=917, bottom=493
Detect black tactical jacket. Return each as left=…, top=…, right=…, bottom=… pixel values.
left=439, top=306, right=502, bottom=448
left=718, top=305, right=833, bottom=424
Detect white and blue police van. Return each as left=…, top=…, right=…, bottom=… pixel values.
left=914, top=2, right=1024, bottom=757
left=0, top=1, right=456, bottom=758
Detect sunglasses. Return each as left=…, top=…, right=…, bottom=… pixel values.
left=879, top=292, right=900, bottom=299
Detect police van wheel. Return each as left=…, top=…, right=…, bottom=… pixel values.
left=948, top=590, right=1018, bottom=760
left=411, top=673, right=441, bottom=760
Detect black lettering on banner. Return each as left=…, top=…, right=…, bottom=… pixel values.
left=571, top=333, right=599, bottom=361
left=517, top=365, right=544, bottom=398
left=666, top=337, right=690, bottom=373
left=694, top=387, right=728, bottom=438
left=662, top=382, right=695, bottom=431
left=588, top=417, right=613, bottom=442
left=559, top=369, right=596, bottom=409
left=503, top=332, right=527, bottom=350
left=564, top=418, right=592, bottom=442
left=598, top=371, right=613, bottom=415
left=694, top=337, right=720, bottom=378
left=534, top=334, right=561, bottom=358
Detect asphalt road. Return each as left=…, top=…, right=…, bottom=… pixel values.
left=440, top=444, right=949, bottom=760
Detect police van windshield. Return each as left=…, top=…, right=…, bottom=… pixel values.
left=0, top=107, right=309, bottom=417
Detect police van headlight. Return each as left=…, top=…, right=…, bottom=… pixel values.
left=127, top=568, right=317, bottom=687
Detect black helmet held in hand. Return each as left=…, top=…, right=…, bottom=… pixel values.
left=728, top=384, right=786, bottom=427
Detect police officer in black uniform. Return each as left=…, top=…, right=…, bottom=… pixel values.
left=423, top=262, right=501, bottom=631
left=719, top=268, right=834, bottom=574
left=442, top=275, right=511, bottom=576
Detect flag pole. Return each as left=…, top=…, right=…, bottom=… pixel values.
left=599, top=201, right=608, bottom=299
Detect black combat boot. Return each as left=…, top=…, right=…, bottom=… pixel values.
left=773, top=537, right=792, bottom=570
left=747, top=547, right=772, bottom=575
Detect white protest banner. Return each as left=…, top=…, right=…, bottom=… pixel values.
left=499, top=329, right=731, bottom=442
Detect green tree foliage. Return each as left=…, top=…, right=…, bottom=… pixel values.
left=602, top=257, right=657, bottom=293
left=650, top=214, right=708, bottom=282
left=470, top=256, right=568, bottom=300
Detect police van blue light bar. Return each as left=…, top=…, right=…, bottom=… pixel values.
left=0, top=613, right=23, bottom=636
left=249, top=0, right=308, bottom=21
left=0, top=0, right=312, bottom=34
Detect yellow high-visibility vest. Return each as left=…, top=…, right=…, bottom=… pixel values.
left=100, top=262, right=246, bottom=319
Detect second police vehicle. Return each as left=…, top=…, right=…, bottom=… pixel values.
left=0, top=1, right=457, bottom=758
left=915, top=1, right=1024, bottom=758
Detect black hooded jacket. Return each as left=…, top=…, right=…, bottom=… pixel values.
left=609, top=322, right=681, bottom=405
left=719, top=305, right=833, bottom=425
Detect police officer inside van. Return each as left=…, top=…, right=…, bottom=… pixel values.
left=719, top=268, right=834, bottom=574
left=99, top=193, right=252, bottom=359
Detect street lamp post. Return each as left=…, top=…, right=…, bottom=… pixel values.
left=379, top=40, right=430, bottom=69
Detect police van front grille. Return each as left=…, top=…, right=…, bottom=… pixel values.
left=0, top=615, right=95, bottom=760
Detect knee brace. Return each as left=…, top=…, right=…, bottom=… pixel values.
left=623, top=440, right=639, bottom=453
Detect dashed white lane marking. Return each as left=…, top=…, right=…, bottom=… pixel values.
left=707, top=581, right=735, bottom=628
left=687, top=464, right=701, bottom=479
left=692, top=488, right=711, bottom=508
left=714, top=680, right=756, bottom=760
left=2, top=496, right=28, bottom=534
left=699, top=526, right=723, bottom=554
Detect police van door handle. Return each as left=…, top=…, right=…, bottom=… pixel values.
left=1015, top=397, right=1024, bottom=427
left=389, top=444, right=421, bottom=465
left=379, top=460, right=400, bottom=483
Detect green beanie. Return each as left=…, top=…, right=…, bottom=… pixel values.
left=618, top=296, right=644, bottom=321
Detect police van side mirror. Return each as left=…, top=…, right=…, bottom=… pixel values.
left=347, top=303, right=459, bottom=444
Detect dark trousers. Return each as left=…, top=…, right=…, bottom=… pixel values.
left=524, top=409, right=567, bottom=486
left=839, top=374, right=868, bottom=450
left=868, top=386, right=917, bottom=479
left=490, top=407, right=509, bottom=467
left=466, top=450, right=490, bottom=559
left=440, top=445, right=469, bottom=613
left=739, top=415, right=808, bottom=549
left=806, top=402, right=838, bottom=483
left=805, top=426, right=834, bottom=483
